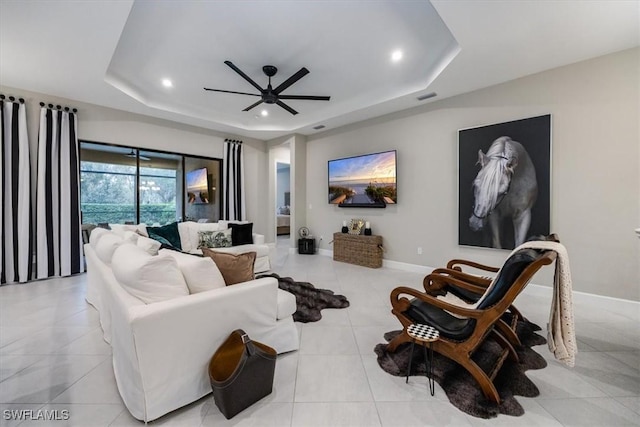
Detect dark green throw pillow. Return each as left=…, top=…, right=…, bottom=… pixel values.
left=147, top=222, right=182, bottom=250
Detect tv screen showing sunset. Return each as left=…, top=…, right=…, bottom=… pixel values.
left=328, top=150, right=397, bottom=205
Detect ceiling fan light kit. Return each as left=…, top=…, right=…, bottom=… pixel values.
left=204, top=61, right=331, bottom=115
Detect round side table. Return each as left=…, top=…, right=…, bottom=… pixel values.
left=406, top=323, right=440, bottom=396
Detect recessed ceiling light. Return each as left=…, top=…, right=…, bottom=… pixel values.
left=162, top=78, right=173, bottom=88
left=261, top=109, right=268, bottom=117
left=391, top=50, right=403, bottom=62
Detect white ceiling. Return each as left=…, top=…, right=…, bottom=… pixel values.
left=1, top=1, right=638, bottom=141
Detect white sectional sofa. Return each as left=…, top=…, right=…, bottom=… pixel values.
left=176, top=221, right=272, bottom=273
left=108, top=220, right=271, bottom=273
left=84, top=228, right=299, bottom=422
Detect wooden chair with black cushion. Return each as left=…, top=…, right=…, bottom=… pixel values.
left=424, top=234, right=561, bottom=344
left=389, top=248, right=556, bottom=404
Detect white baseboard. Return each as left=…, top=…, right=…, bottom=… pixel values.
left=318, top=248, right=332, bottom=257
left=316, top=249, right=639, bottom=312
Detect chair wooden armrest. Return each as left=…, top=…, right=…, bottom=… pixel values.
left=423, top=272, right=489, bottom=296
left=446, top=259, right=500, bottom=273
left=429, top=268, right=491, bottom=290
left=391, top=286, right=483, bottom=319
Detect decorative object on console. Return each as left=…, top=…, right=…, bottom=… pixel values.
left=364, top=220, right=372, bottom=236
left=229, top=222, right=254, bottom=245
left=341, top=220, right=348, bottom=234
left=348, top=218, right=365, bottom=235
left=201, top=248, right=256, bottom=285
left=198, top=229, right=232, bottom=248
left=459, top=114, right=550, bottom=250
left=257, top=273, right=350, bottom=323
left=328, top=150, right=397, bottom=208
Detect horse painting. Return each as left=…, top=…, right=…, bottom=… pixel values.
left=469, top=136, right=538, bottom=249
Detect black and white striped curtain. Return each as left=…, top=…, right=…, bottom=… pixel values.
left=36, top=106, right=83, bottom=279
left=1, top=97, right=32, bottom=284
left=223, top=140, right=246, bottom=221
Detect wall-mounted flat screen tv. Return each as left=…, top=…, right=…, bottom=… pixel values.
left=328, top=150, right=397, bottom=208
left=186, top=167, right=210, bottom=204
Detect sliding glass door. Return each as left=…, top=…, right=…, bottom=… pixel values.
left=79, top=142, right=221, bottom=225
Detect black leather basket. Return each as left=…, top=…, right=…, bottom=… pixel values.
left=208, top=329, right=276, bottom=419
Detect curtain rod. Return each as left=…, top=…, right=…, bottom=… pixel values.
left=224, top=138, right=243, bottom=144
left=0, top=94, right=25, bottom=104
left=39, top=102, right=78, bottom=113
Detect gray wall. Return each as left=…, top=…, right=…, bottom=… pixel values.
left=0, top=85, right=270, bottom=236
left=305, top=48, right=639, bottom=301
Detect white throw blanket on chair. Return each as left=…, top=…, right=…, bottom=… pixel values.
left=515, top=240, right=576, bottom=367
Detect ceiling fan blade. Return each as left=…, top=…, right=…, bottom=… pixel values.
left=224, top=61, right=264, bottom=93
left=274, top=67, right=309, bottom=95
left=204, top=88, right=260, bottom=96
left=243, top=100, right=264, bottom=112
left=276, top=100, right=298, bottom=115
left=278, top=95, right=331, bottom=101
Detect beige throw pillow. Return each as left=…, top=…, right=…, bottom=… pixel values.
left=201, top=248, right=256, bottom=286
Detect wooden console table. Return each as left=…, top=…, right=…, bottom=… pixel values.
left=333, top=233, right=383, bottom=268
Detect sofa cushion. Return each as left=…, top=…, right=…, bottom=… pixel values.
left=201, top=248, right=256, bottom=286
left=217, top=220, right=248, bottom=230
left=276, top=289, right=297, bottom=320
left=112, top=244, right=189, bottom=304
left=147, top=222, right=182, bottom=250
left=229, top=222, right=254, bottom=246
left=110, top=223, right=147, bottom=238
left=206, top=244, right=269, bottom=258
left=178, top=222, right=223, bottom=253
left=123, top=231, right=139, bottom=243
left=95, top=233, right=125, bottom=265
left=160, top=250, right=226, bottom=293
left=136, top=235, right=162, bottom=255
left=198, top=229, right=232, bottom=249
left=89, top=227, right=109, bottom=249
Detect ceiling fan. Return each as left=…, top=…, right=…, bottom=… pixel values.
left=204, top=61, right=330, bottom=115
left=125, top=150, right=150, bottom=161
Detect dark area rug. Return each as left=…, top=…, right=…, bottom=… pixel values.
left=374, top=318, right=547, bottom=419
left=257, top=273, right=349, bottom=323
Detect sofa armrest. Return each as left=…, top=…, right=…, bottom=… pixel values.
left=125, top=277, right=279, bottom=420
left=253, top=233, right=265, bottom=245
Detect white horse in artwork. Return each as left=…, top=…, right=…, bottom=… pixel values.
left=468, top=136, right=538, bottom=249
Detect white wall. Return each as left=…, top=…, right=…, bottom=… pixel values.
left=0, top=85, right=270, bottom=236
left=305, top=48, right=640, bottom=301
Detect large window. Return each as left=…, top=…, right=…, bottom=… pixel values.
left=80, top=142, right=221, bottom=225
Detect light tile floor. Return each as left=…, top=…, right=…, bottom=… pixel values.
left=1, top=237, right=638, bottom=426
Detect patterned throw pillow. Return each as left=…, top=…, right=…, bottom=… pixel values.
left=198, top=229, right=232, bottom=249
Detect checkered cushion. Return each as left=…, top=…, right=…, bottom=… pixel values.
left=407, top=323, right=439, bottom=341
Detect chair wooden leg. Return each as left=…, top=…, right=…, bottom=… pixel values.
left=495, top=319, right=521, bottom=347
left=387, top=331, right=412, bottom=353
left=490, top=330, right=519, bottom=362
left=460, top=358, right=502, bottom=404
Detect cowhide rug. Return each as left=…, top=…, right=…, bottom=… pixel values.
left=375, top=318, right=547, bottom=419
left=257, top=273, right=349, bottom=323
